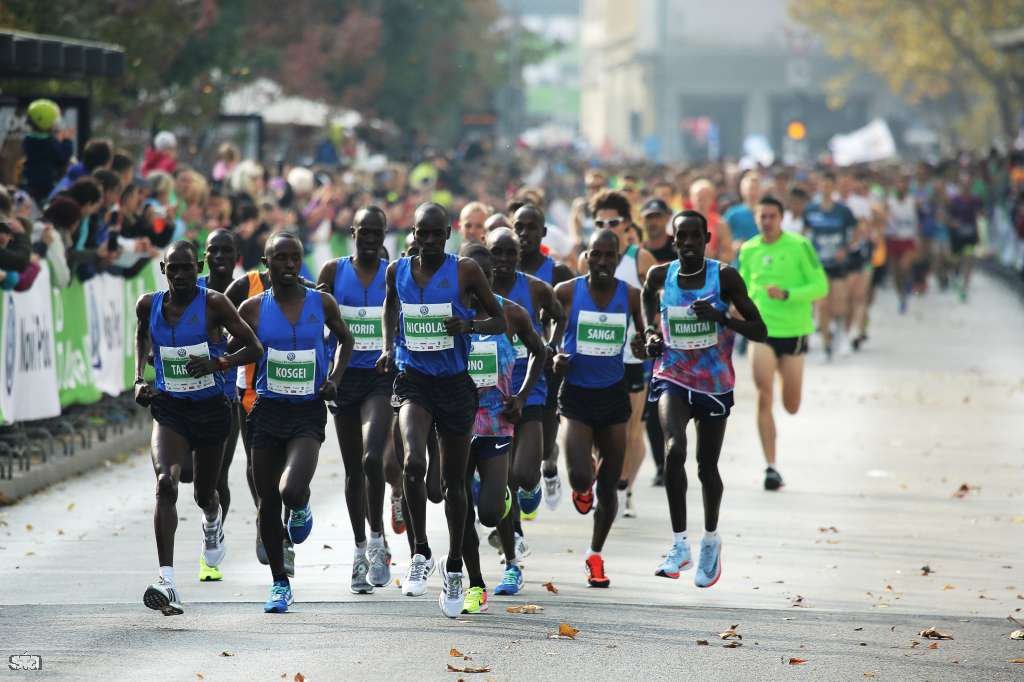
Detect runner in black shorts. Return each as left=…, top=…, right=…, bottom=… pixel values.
left=764, top=335, right=809, bottom=358
left=318, top=207, right=396, bottom=594
left=134, top=241, right=263, bottom=615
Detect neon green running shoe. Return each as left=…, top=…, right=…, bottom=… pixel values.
left=461, top=586, right=488, bottom=614
left=198, top=556, right=223, bottom=582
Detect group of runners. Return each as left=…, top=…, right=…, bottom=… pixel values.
left=133, top=161, right=963, bottom=617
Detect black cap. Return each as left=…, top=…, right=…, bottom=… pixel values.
left=641, top=198, right=670, bottom=216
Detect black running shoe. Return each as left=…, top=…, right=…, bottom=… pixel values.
left=764, top=467, right=784, bottom=491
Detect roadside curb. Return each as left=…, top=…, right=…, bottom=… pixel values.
left=979, top=256, right=1024, bottom=303
left=0, top=424, right=150, bottom=505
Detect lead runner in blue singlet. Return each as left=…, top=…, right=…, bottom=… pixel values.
left=133, top=240, right=264, bottom=616
left=551, top=228, right=647, bottom=589
left=378, top=202, right=507, bottom=619
left=238, top=232, right=354, bottom=614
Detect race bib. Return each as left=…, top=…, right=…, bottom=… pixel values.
left=511, top=334, right=528, bottom=360
left=341, top=305, right=384, bottom=351
left=666, top=305, right=717, bottom=350
left=402, top=302, right=454, bottom=351
left=576, top=310, right=626, bottom=357
left=160, top=343, right=215, bottom=393
left=467, top=340, right=498, bottom=388
left=267, top=348, right=316, bottom=396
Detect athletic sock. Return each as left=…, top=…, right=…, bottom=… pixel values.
left=585, top=548, right=599, bottom=558
left=704, top=530, right=720, bottom=543
left=415, top=542, right=431, bottom=560
left=673, top=531, right=688, bottom=545
left=354, top=541, right=367, bottom=559
left=159, top=566, right=174, bottom=584
left=507, top=557, right=519, bottom=568
left=272, top=573, right=289, bottom=584
left=368, top=532, right=384, bottom=547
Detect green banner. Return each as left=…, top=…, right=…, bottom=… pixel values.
left=122, top=261, right=159, bottom=389
left=52, top=278, right=103, bottom=407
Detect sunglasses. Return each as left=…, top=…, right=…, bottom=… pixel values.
left=594, top=218, right=624, bottom=228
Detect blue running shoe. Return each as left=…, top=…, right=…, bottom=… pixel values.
left=518, top=483, right=542, bottom=521
left=287, top=504, right=313, bottom=544
left=694, top=535, right=722, bottom=588
left=471, top=472, right=481, bottom=509
left=493, top=564, right=523, bottom=596
left=263, top=580, right=293, bottom=613
left=655, top=542, right=692, bottom=579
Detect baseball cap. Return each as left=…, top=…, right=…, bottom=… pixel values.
left=640, top=198, right=670, bottom=216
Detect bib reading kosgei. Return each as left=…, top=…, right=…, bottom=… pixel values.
left=468, top=340, right=499, bottom=388
left=341, top=305, right=384, bottom=351
left=402, top=302, right=453, bottom=352
left=267, top=348, right=316, bottom=396
left=160, top=343, right=215, bottom=392
left=666, top=305, right=717, bottom=350
left=576, top=310, right=627, bottom=357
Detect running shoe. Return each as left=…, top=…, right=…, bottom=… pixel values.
left=263, top=579, right=293, bottom=613
left=201, top=510, right=226, bottom=568
left=572, top=488, right=594, bottom=515
left=655, top=542, right=692, bottom=579
left=514, top=532, right=530, bottom=560
left=493, top=564, right=523, bottom=596
left=143, top=577, right=183, bottom=616
left=518, top=483, right=542, bottom=521
left=283, top=539, right=296, bottom=577
left=616, top=485, right=628, bottom=519
left=542, top=471, right=562, bottom=510
left=351, top=552, right=374, bottom=594
left=198, top=556, right=223, bottom=582
left=462, top=586, right=489, bottom=614
left=438, top=558, right=466, bottom=618
left=585, top=553, right=610, bottom=588
left=256, top=533, right=269, bottom=565
left=367, top=542, right=392, bottom=587
left=287, top=503, right=313, bottom=544
left=401, top=553, right=435, bottom=596
left=764, top=466, right=784, bottom=491
left=623, top=491, right=636, bottom=518
left=694, top=535, right=722, bottom=588
left=390, top=495, right=406, bottom=535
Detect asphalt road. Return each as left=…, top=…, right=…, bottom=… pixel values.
left=2, top=274, right=1023, bottom=680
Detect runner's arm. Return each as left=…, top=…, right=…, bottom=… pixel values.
left=550, top=281, right=575, bottom=375
left=552, top=262, right=576, bottom=284
left=224, top=274, right=251, bottom=308
left=209, top=292, right=264, bottom=369
left=532, top=278, right=564, bottom=345
left=627, top=286, right=647, bottom=359
left=316, top=259, right=338, bottom=295
left=377, top=262, right=399, bottom=373
left=717, top=266, right=767, bottom=342
left=133, top=294, right=157, bottom=406
left=636, top=247, right=657, bottom=283
left=322, top=292, right=354, bottom=390
left=459, top=259, right=506, bottom=336
left=788, top=239, right=830, bottom=303
left=641, top=263, right=668, bottom=332
left=510, top=302, right=544, bottom=402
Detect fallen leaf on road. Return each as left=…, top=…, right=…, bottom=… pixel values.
left=542, top=581, right=558, bottom=594
left=863, top=673, right=876, bottom=678
left=885, top=585, right=894, bottom=592
left=943, top=584, right=956, bottom=590
left=25, top=524, right=32, bottom=531
left=854, top=627, right=863, bottom=631
left=911, top=641, right=921, bottom=648
left=1010, top=630, right=1024, bottom=640
left=447, top=664, right=491, bottom=673
left=723, top=641, right=742, bottom=649
left=952, top=483, right=974, bottom=498
left=1010, top=659, right=1024, bottom=664
left=791, top=595, right=806, bottom=607
left=789, top=658, right=808, bottom=665
left=719, top=624, right=742, bottom=640
left=696, top=640, right=709, bottom=646
left=927, top=642, right=940, bottom=649
left=323, top=544, right=333, bottom=550
left=67, top=503, right=75, bottom=512
left=557, top=623, right=579, bottom=639
left=196, top=675, right=204, bottom=680
left=921, top=565, right=934, bottom=576
left=450, top=648, right=464, bottom=657
left=919, top=627, right=953, bottom=640
left=57, top=529, right=64, bottom=536
left=295, top=674, right=305, bottom=682
left=818, top=526, right=839, bottom=533
left=220, top=651, right=234, bottom=657
left=505, top=604, right=543, bottom=614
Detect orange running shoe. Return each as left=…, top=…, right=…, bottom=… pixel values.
left=390, top=495, right=406, bottom=535
left=585, top=553, right=610, bottom=588
left=572, top=488, right=594, bottom=515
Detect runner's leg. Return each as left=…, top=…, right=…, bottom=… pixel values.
left=336, top=412, right=368, bottom=544
left=398, top=403, right=433, bottom=557
left=437, top=428, right=473, bottom=573
left=591, top=423, right=627, bottom=552
left=658, top=392, right=692, bottom=533
left=152, top=424, right=186, bottom=568
left=752, top=343, right=779, bottom=466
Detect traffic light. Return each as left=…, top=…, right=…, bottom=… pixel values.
left=786, top=120, right=807, bottom=141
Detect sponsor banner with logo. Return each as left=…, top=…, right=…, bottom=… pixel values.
left=122, top=260, right=160, bottom=389
left=84, top=274, right=127, bottom=396
left=51, top=278, right=103, bottom=407
left=0, top=266, right=60, bottom=424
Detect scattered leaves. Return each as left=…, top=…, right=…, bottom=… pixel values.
left=1010, top=630, right=1024, bottom=640
left=818, top=526, right=839, bottom=533
left=220, top=651, right=234, bottom=657
left=505, top=604, right=543, bottom=614
left=791, top=595, right=806, bottom=608
left=921, top=565, right=934, bottom=576
left=943, top=584, right=956, bottom=591
left=67, top=503, right=75, bottom=512
left=719, top=625, right=742, bottom=640
left=295, top=674, right=306, bottom=682
left=723, top=641, right=742, bottom=649
left=696, top=639, right=709, bottom=646
left=789, top=658, right=808, bottom=665
left=196, top=675, right=204, bottom=680
left=952, top=483, right=975, bottom=498
left=447, top=664, right=491, bottom=673
left=557, top=623, right=579, bottom=639
left=927, top=642, right=940, bottom=649
left=322, top=544, right=332, bottom=550
left=863, top=673, right=876, bottom=678
left=25, top=523, right=33, bottom=531
left=449, top=648, right=464, bottom=657
left=919, top=627, right=953, bottom=640
left=542, top=581, right=559, bottom=594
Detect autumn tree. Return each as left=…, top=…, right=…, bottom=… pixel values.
left=791, top=0, right=1024, bottom=145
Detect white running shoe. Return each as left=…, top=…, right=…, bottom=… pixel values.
left=543, top=472, right=562, bottom=510
left=401, top=553, right=435, bottom=596
left=514, top=532, right=530, bottom=560
left=351, top=552, right=374, bottom=594
left=616, top=487, right=628, bottom=519
left=438, top=557, right=466, bottom=618
left=201, top=510, right=226, bottom=567
left=144, top=577, right=183, bottom=616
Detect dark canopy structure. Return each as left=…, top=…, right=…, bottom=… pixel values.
left=0, top=29, right=124, bottom=79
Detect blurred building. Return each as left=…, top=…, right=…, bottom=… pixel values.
left=579, top=0, right=910, bottom=162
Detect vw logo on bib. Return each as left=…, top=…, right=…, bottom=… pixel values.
left=287, top=352, right=296, bottom=361
left=599, top=314, right=607, bottom=323
left=358, top=308, right=367, bottom=317
left=177, top=348, right=187, bottom=358
left=419, top=305, right=429, bottom=315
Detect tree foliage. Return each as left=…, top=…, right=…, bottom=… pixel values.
left=791, top=0, right=1024, bottom=144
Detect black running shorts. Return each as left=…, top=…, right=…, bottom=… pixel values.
left=248, top=397, right=327, bottom=449
left=624, top=362, right=647, bottom=393
left=764, top=335, right=808, bottom=359
left=330, top=367, right=395, bottom=417
left=150, top=392, right=231, bottom=450
left=471, top=435, right=513, bottom=460
left=648, top=379, right=734, bottom=420
left=558, top=380, right=631, bottom=429
left=391, top=367, right=478, bottom=436
left=519, top=405, right=544, bottom=423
